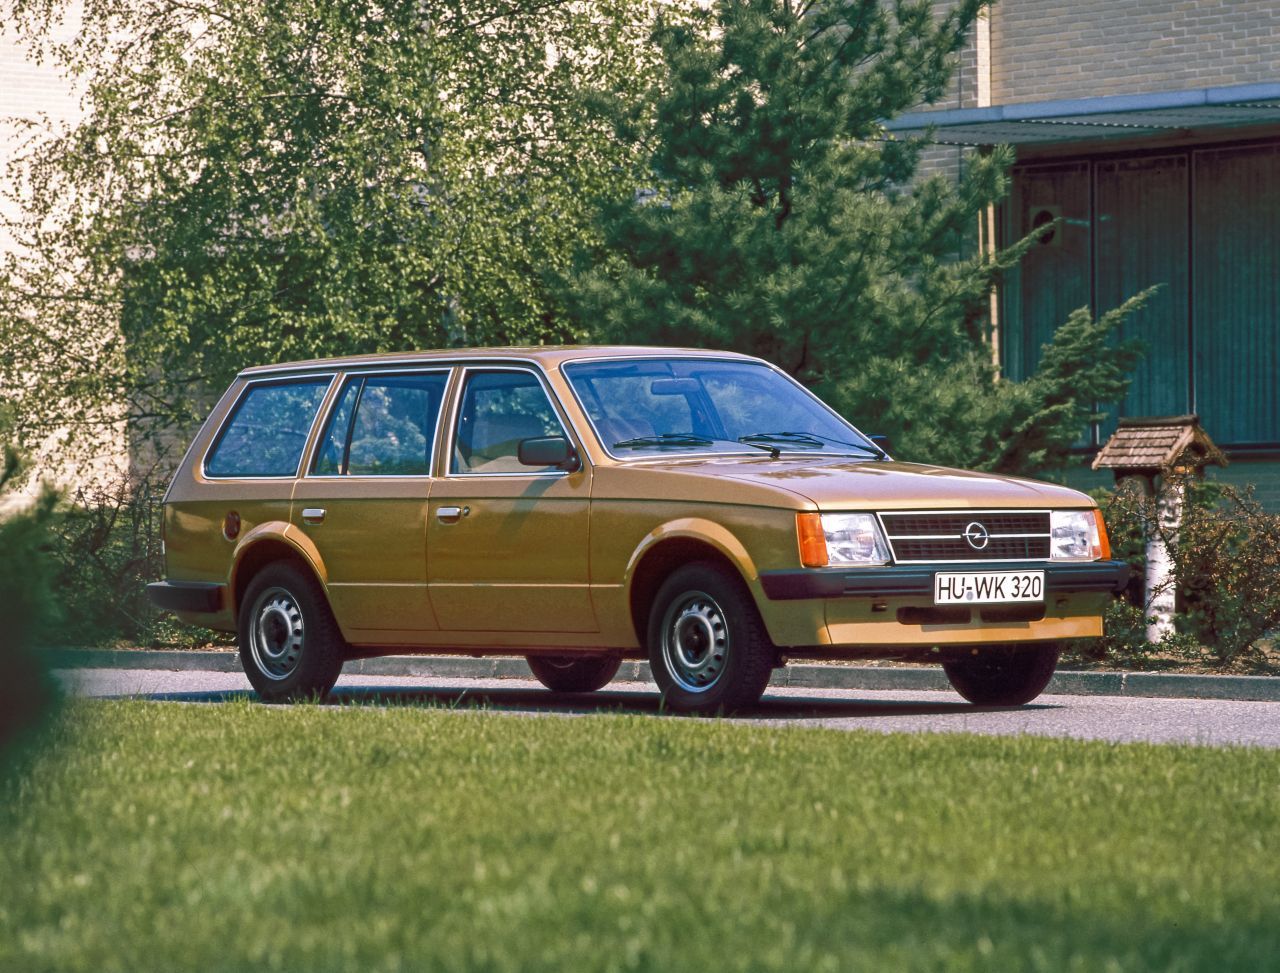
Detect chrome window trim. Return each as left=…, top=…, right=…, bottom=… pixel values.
left=302, top=367, right=453, bottom=480
left=444, top=365, right=582, bottom=480
left=200, top=373, right=338, bottom=482
left=559, top=354, right=881, bottom=463
left=240, top=352, right=556, bottom=378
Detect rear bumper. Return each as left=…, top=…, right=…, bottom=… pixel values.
left=146, top=581, right=225, bottom=614
left=758, top=560, right=1131, bottom=601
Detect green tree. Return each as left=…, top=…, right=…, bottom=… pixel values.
left=565, top=0, right=1144, bottom=475
left=1, top=0, right=677, bottom=465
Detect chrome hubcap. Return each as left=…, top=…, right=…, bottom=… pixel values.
left=662, top=591, right=728, bottom=693
left=249, top=587, right=304, bottom=680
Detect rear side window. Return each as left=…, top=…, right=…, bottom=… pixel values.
left=205, top=378, right=332, bottom=478
left=312, top=372, right=449, bottom=476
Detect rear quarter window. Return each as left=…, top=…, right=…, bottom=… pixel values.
left=205, top=377, right=332, bottom=478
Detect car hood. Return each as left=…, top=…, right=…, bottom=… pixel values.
left=623, top=454, right=1094, bottom=510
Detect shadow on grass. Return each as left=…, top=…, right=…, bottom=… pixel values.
left=96, top=684, right=1057, bottom=721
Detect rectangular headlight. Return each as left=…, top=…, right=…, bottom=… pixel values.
left=820, top=513, right=891, bottom=566
left=1050, top=510, right=1103, bottom=560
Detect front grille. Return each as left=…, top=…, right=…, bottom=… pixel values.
left=880, top=510, right=1052, bottom=563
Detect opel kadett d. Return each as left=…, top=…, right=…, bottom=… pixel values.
left=148, top=347, right=1128, bottom=713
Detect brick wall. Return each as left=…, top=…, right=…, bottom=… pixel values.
left=991, top=0, right=1280, bottom=104
left=924, top=1, right=986, bottom=111
left=906, top=6, right=984, bottom=185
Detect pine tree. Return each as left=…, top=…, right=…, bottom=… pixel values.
left=566, top=0, right=1144, bottom=475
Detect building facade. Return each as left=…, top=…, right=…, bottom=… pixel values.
left=896, top=0, right=1280, bottom=505
left=1, top=3, right=129, bottom=506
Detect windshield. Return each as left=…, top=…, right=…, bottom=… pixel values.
left=562, top=358, right=880, bottom=458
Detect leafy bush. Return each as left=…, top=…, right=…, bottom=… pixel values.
left=1169, top=480, right=1280, bottom=664
left=47, top=473, right=166, bottom=646
left=0, top=448, right=61, bottom=772
left=45, top=470, right=231, bottom=648
left=1088, top=477, right=1280, bottom=667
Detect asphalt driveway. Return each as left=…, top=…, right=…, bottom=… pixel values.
left=59, top=666, right=1280, bottom=749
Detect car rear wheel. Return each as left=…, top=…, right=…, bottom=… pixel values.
left=238, top=562, right=345, bottom=702
left=942, top=642, right=1061, bottom=706
left=525, top=654, right=622, bottom=693
left=646, top=562, right=775, bottom=715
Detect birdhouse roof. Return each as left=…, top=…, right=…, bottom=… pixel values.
left=1092, top=415, right=1228, bottom=472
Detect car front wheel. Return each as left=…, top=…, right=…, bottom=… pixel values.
left=526, top=654, right=622, bottom=693
left=238, top=562, right=345, bottom=702
left=942, top=642, right=1061, bottom=706
left=646, top=562, right=775, bottom=715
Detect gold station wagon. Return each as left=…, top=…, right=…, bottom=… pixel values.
left=149, top=346, right=1128, bottom=713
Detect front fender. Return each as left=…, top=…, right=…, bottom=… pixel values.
left=623, top=517, right=760, bottom=592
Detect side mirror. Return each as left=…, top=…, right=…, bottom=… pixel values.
left=869, top=434, right=893, bottom=457
left=517, top=436, right=581, bottom=472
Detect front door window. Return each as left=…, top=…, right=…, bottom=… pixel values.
left=451, top=370, right=568, bottom=475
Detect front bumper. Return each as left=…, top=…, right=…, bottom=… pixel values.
left=759, top=560, right=1130, bottom=601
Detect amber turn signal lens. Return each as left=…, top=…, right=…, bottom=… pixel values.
left=1092, top=508, right=1111, bottom=560
left=796, top=512, right=828, bottom=568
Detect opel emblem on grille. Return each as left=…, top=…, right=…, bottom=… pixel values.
left=963, top=521, right=991, bottom=551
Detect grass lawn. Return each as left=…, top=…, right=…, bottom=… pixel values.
left=2, top=701, right=1278, bottom=972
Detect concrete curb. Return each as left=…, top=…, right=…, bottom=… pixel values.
left=41, top=648, right=1280, bottom=702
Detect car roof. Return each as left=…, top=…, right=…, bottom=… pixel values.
left=238, top=345, right=761, bottom=378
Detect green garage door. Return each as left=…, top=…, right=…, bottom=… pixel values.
left=1194, top=143, right=1280, bottom=446
left=1095, top=155, right=1189, bottom=436
left=1003, top=138, right=1280, bottom=448
left=1002, top=162, right=1092, bottom=389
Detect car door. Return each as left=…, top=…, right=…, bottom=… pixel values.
left=427, top=366, right=597, bottom=633
left=291, top=369, right=451, bottom=638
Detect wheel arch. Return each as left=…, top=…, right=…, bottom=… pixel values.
left=625, top=520, right=760, bottom=646
left=230, top=523, right=328, bottom=620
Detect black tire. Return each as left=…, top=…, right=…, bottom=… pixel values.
left=942, top=642, right=1061, bottom=706
left=526, top=654, right=622, bottom=693
left=646, top=561, right=775, bottom=715
left=237, top=562, right=345, bottom=702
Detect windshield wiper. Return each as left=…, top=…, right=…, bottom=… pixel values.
left=613, top=431, right=857, bottom=459
left=739, top=432, right=825, bottom=449
left=612, top=433, right=714, bottom=450
left=612, top=432, right=782, bottom=457
left=739, top=431, right=886, bottom=459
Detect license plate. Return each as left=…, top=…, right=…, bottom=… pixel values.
left=934, top=570, right=1044, bottom=605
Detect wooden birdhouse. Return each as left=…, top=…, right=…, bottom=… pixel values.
left=1092, top=416, right=1227, bottom=642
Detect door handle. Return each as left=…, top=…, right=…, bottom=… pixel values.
left=436, top=505, right=469, bottom=524
left=301, top=508, right=326, bottom=525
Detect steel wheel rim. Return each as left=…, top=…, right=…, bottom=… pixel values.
left=249, top=586, right=305, bottom=681
left=661, top=590, right=729, bottom=693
